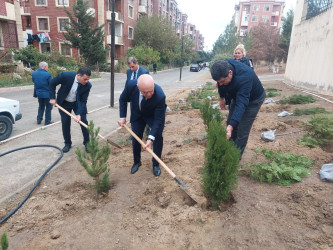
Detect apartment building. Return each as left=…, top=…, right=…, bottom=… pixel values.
left=0, top=0, right=22, bottom=56
left=234, top=0, right=285, bottom=37
left=0, top=0, right=204, bottom=64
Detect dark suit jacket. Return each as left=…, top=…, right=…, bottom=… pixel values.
left=126, top=66, right=149, bottom=80
left=119, top=80, right=166, bottom=137
left=49, top=72, right=92, bottom=115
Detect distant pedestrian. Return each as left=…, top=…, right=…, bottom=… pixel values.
left=126, top=57, right=149, bottom=81
left=32, top=61, right=53, bottom=125
left=234, top=44, right=253, bottom=70
left=153, top=63, right=157, bottom=74
left=49, top=67, right=92, bottom=153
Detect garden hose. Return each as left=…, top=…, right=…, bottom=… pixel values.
left=0, top=145, right=63, bottom=224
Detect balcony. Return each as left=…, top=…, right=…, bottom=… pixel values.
left=138, top=5, right=147, bottom=14
left=106, top=11, right=124, bottom=23
left=271, top=22, right=277, bottom=27
left=271, top=11, right=279, bottom=16
left=20, top=6, right=30, bottom=15
left=240, top=30, right=247, bottom=37
left=107, top=35, right=123, bottom=45
left=0, top=2, right=15, bottom=21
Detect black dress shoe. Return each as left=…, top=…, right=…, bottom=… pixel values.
left=153, top=165, right=161, bottom=176
left=131, top=162, right=141, bottom=174
left=37, top=120, right=42, bottom=124
left=62, top=145, right=71, bottom=153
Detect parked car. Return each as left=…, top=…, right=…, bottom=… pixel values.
left=190, top=64, right=200, bottom=72
left=0, top=97, right=22, bottom=141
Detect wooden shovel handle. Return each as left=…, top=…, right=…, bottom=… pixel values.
left=55, top=103, right=122, bottom=149
left=123, top=124, right=176, bottom=178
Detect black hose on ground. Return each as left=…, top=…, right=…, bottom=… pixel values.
left=0, top=145, right=63, bottom=224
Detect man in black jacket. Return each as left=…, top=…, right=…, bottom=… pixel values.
left=211, top=60, right=266, bottom=155
left=49, top=67, right=92, bottom=153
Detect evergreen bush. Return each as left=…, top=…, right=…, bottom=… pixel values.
left=76, top=121, right=111, bottom=196
left=298, top=114, right=333, bottom=148
left=1, top=233, right=8, bottom=250
left=200, top=99, right=223, bottom=127
left=248, top=149, right=313, bottom=185
left=279, top=94, right=316, bottom=104
left=202, top=119, right=240, bottom=209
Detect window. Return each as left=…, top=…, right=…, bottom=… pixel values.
left=264, top=5, right=270, bottom=11
left=37, top=17, right=49, bottom=31
left=128, top=26, right=133, bottom=39
left=262, top=16, right=268, bottom=22
left=251, top=15, right=258, bottom=22
left=60, top=43, right=71, bottom=56
left=41, top=43, right=51, bottom=53
left=0, top=24, right=4, bottom=48
left=253, top=5, right=259, bottom=11
left=56, top=0, right=69, bottom=7
left=128, top=5, right=134, bottom=18
left=58, top=18, right=69, bottom=32
left=36, top=0, right=47, bottom=6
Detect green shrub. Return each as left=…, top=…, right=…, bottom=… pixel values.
left=298, top=114, right=333, bottom=148
left=76, top=121, right=111, bottom=196
left=248, top=149, right=313, bottom=185
left=202, top=120, right=240, bottom=208
left=200, top=99, right=223, bottom=127
left=293, top=107, right=329, bottom=116
left=1, top=233, right=8, bottom=250
left=267, top=91, right=279, bottom=97
left=279, top=94, right=316, bottom=104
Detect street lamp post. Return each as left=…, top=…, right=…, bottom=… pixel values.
left=179, top=22, right=184, bottom=81
left=110, top=0, right=115, bottom=107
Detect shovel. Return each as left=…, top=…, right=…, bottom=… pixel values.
left=55, top=103, right=122, bottom=149
left=123, top=124, right=198, bottom=204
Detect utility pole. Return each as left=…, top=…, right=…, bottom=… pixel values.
left=179, top=21, right=184, bottom=81
left=110, top=0, right=115, bottom=107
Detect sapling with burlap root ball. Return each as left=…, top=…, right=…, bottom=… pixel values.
left=76, top=121, right=111, bottom=197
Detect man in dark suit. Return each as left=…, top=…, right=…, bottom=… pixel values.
left=49, top=67, right=92, bottom=153
left=126, top=57, right=149, bottom=81
left=118, top=74, right=166, bottom=176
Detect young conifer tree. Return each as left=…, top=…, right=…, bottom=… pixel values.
left=1, top=233, right=8, bottom=250
left=200, top=100, right=240, bottom=209
left=76, top=121, right=111, bottom=197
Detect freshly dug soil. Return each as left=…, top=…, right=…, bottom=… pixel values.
left=1, top=77, right=333, bottom=249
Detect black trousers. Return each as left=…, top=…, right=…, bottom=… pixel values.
left=227, top=92, right=265, bottom=155
left=131, top=118, right=163, bottom=167
left=58, top=100, right=89, bottom=146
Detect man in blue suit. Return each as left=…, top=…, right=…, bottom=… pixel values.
left=49, top=67, right=92, bottom=153
left=126, top=57, right=149, bottom=80
left=118, top=74, right=166, bottom=176
left=32, top=61, right=53, bottom=125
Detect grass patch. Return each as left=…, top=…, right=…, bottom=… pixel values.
left=0, top=73, right=33, bottom=88
left=266, top=91, right=280, bottom=97
left=293, top=107, right=330, bottom=116
left=247, top=149, right=313, bottom=186
left=279, top=94, right=316, bottom=104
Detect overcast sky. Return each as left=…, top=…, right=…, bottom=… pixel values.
left=176, top=0, right=297, bottom=51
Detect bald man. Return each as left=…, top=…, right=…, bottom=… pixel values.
left=118, top=74, right=166, bottom=176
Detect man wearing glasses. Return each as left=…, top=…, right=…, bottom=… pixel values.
left=118, top=74, right=166, bottom=176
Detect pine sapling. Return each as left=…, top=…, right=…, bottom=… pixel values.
left=76, top=121, right=111, bottom=197
left=1, top=233, right=8, bottom=250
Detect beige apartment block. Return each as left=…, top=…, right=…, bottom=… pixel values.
left=285, top=0, right=333, bottom=95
